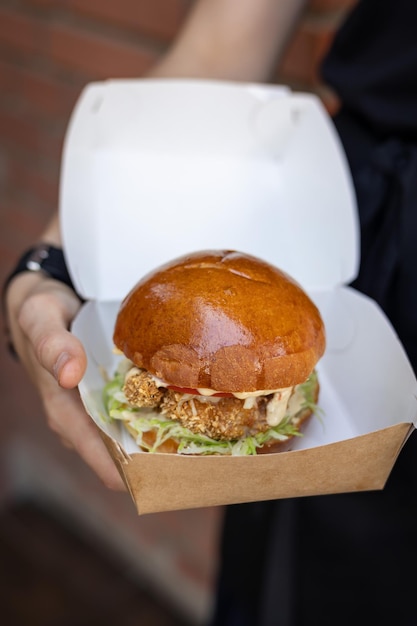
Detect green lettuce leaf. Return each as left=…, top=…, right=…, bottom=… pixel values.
left=102, top=370, right=321, bottom=456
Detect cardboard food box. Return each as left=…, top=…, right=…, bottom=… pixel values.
left=60, top=79, right=417, bottom=515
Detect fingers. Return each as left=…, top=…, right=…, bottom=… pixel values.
left=7, top=272, right=126, bottom=492
left=17, top=285, right=87, bottom=389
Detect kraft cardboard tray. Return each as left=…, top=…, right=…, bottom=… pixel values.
left=61, top=79, right=417, bottom=514
left=72, top=288, right=417, bottom=515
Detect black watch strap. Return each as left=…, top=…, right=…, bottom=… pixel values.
left=3, top=244, right=77, bottom=294
left=2, top=244, right=82, bottom=359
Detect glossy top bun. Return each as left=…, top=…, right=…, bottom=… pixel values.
left=113, top=250, right=326, bottom=392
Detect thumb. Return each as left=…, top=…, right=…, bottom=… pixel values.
left=18, top=288, right=87, bottom=389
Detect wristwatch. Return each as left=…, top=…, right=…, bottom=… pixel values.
left=2, top=244, right=81, bottom=359
left=3, top=244, right=77, bottom=293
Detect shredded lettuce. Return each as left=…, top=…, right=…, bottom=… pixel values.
left=102, top=370, right=320, bottom=456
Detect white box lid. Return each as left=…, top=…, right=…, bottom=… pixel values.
left=60, top=79, right=359, bottom=301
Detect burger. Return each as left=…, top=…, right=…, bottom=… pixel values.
left=103, top=250, right=326, bottom=455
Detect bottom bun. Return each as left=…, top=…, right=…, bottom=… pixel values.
left=125, top=425, right=180, bottom=454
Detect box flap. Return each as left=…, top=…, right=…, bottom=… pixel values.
left=60, top=78, right=359, bottom=301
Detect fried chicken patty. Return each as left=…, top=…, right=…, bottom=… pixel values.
left=160, top=392, right=271, bottom=440
left=122, top=367, right=289, bottom=440
left=123, top=368, right=164, bottom=407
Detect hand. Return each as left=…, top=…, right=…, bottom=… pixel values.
left=5, top=271, right=126, bottom=491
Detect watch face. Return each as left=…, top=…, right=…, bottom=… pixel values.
left=26, top=245, right=51, bottom=272
left=6, top=244, right=77, bottom=296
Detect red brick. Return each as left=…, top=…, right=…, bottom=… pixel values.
left=22, top=0, right=57, bottom=6
left=3, top=200, right=50, bottom=242
left=67, top=0, right=189, bottom=41
left=8, top=63, right=80, bottom=117
left=0, top=110, right=64, bottom=161
left=0, top=202, right=53, bottom=267
left=0, top=8, right=47, bottom=56
left=23, top=0, right=190, bottom=40
left=7, top=157, right=59, bottom=209
left=48, top=23, right=159, bottom=79
left=0, top=111, right=44, bottom=153
left=0, top=59, right=18, bottom=94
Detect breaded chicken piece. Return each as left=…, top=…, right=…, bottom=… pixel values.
left=122, top=367, right=273, bottom=440
left=160, top=392, right=271, bottom=440
left=123, top=368, right=164, bottom=407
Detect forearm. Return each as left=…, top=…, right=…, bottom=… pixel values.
left=149, top=0, right=308, bottom=83
left=36, top=213, right=61, bottom=246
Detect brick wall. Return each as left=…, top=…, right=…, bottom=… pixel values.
left=0, top=0, right=190, bottom=261
left=0, top=0, right=357, bottom=256
left=0, top=0, right=357, bottom=623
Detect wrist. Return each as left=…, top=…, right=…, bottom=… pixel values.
left=3, top=272, right=42, bottom=360
left=3, top=244, right=83, bottom=359
left=4, top=245, right=76, bottom=293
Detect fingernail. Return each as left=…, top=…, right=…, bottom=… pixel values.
left=53, top=352, right=71, bottom=383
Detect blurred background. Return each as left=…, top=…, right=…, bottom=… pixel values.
left=0, top=0, right=355, bottom=624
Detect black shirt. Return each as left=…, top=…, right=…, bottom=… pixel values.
left=321, top=0, right=417, bottom=138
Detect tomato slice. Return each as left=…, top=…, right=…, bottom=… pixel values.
left=166, top=385, right=234, bottom=398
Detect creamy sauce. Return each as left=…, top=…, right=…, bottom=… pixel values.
left=147, top=369, right=291, bottom=400
left=287, top=386, right=305, bottom=416
left=196, top=386, right=288, bottom=399
left=124, top=366, right=142, bottom=380
left=122, top=361, right=305, bottom=428
left=266, top=387, right=293, bottom=426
